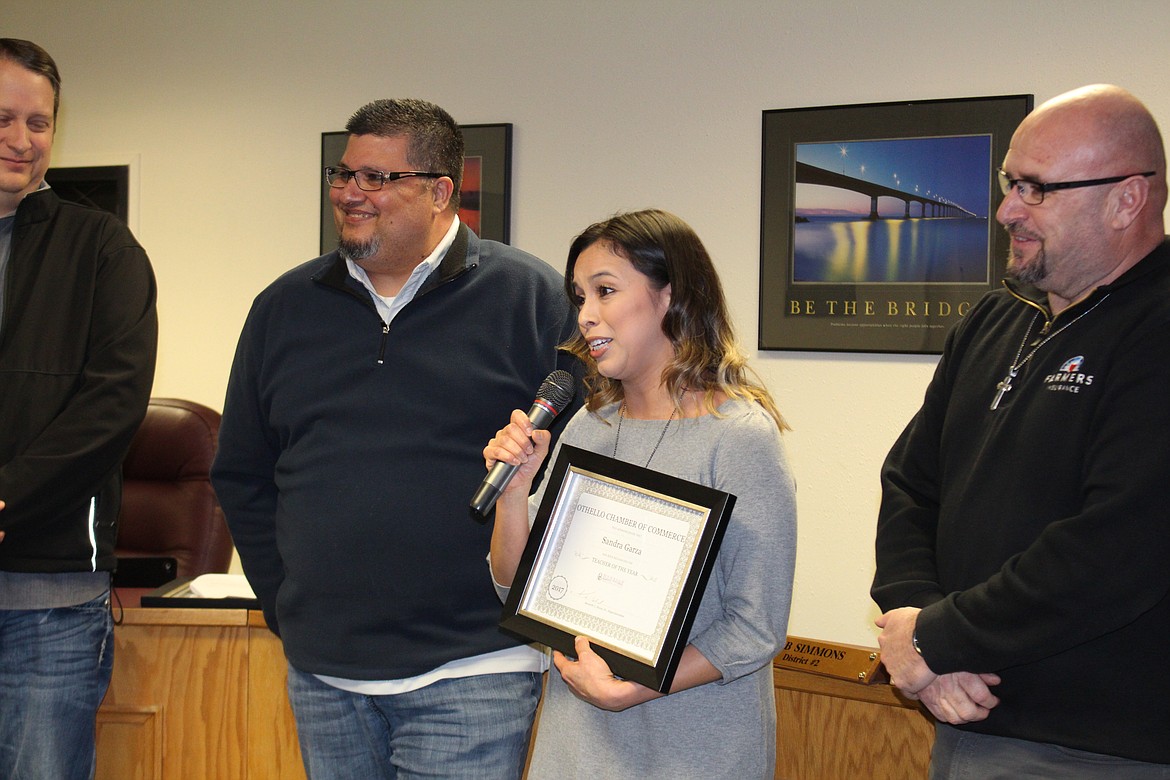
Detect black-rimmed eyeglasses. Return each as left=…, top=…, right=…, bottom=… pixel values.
left=325, top=166, right=445, bottom=192
left=997, top=168, right=1156, bottom=206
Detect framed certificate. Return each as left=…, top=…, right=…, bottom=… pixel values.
left=500, top=445, right=736, bottom=692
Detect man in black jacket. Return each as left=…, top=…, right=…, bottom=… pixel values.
left=873, top=84, right=1169, bottom=777
left=0, top=38, right=158, bottom=780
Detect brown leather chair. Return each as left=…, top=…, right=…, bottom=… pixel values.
left=115, top=398, right=233, bottom=582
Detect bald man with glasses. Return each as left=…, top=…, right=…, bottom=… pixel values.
left=873, top=85, right=1170, bottom=778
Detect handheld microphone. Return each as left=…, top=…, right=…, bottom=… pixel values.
left=470, top=369, right=576, bottom=521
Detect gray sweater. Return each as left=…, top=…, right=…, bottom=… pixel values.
left=500, top=399, right=797, bottom=779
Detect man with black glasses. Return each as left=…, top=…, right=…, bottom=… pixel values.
left=212, top=98, right=579, bottom=779
left=873, top=84, right=1170, bottom=777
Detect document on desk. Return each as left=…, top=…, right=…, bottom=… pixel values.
left=187, top=573, right=257, bottom=600
left=139, top=574, right=262, bottom=609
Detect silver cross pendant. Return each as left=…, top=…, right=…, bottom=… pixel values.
left=990, top=369, right=1017, bottom=410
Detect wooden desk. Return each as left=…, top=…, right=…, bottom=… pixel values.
left=98, top=610, right=933, bottom=780
left=97, top=606, right=305, bottom=780
left=774, top=666, right=934, bottom=779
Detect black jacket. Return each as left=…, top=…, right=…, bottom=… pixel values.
left=0, top=189, right=157, bottom=573
left=873, top=240, right=1170, bottom=763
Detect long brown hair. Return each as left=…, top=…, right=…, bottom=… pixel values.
left=563, top=209, right=787, bottom=430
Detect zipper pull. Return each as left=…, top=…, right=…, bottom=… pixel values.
left=377, top=323, right=389, bottom=365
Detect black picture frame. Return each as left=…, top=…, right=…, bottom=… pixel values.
left=500, top=444, right=736, bottom=693
left=45, top=165, right=130, bottom=223
left=320, top=123, right=512, bottom=255
left=759, top=94, right=1033, bottom=354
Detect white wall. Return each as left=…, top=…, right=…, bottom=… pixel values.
left=9, top=0, right=1169, bottom=646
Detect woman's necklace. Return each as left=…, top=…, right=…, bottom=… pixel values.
left=990, top=293, right=1111, bottom=410
left=612, top=401, right=677, bottom=467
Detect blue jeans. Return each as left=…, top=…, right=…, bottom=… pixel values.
left=0, top=591, right=114, bottom=780
left=287, top=664, right=540, bottom=779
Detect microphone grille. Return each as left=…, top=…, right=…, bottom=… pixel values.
left=536, top=369, right=576, bottom=412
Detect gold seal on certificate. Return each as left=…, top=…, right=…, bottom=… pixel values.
left=500, top=444, right=735, bottom=692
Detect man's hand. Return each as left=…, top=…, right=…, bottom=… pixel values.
left=916, top=672, right=1001, bottom=724
left=877, top=607, right=1002, bottom=724
left=875, top=607, right=936, bottom=695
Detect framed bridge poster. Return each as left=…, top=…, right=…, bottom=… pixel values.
left=759, top=94, right=1032, bottom=354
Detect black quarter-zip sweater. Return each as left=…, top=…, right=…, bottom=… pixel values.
left=212, top=224, right=581, bottom=680
left=874, top=239, right=1170, bottom=763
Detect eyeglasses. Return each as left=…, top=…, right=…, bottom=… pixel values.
left=997, top=168, right=1156, bottom=206
left=324, top=166, right=444, bottom=192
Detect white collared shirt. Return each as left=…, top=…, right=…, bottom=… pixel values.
left=344, top=216, right=459, bottom=325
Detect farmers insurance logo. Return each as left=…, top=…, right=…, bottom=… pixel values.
left=1043, top=355, right=1096, bottom=395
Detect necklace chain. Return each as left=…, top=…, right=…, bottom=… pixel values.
left=613, top=401, right=676, bottom=467
left=990, top=294, right=1111, bottom=410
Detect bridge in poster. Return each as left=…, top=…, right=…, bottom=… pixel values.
left=796, top=161, right=976, bottom=219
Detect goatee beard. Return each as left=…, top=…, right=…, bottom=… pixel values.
left=1004, top=230, right=1047, bottom=287
left=338, top=236, right=379, bottom=262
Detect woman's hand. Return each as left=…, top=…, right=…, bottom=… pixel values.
left=553, top=636, right=662, bottom=712
left=486, top=410, right=553, bottom=588
left=482, top=409, right=552, bottom=496
left=554, top=636, right=723, bottom=712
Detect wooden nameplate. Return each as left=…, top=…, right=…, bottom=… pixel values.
left=774, top=635, right=884, bottom=684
